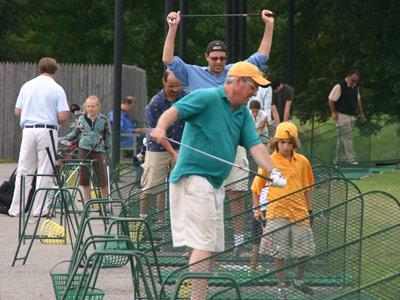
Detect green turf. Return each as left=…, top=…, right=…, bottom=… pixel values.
left=352, top=170, right=400, bottom=199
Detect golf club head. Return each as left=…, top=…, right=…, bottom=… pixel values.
left=59, top=139, right=72, bottom=147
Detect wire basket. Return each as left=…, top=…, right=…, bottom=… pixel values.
left=51, top=270, right=104, bottom=300
left=65, top=170, right=79, bottom=188
left=178, top=279, right=192, bottom=299
left=129, top=221, right=144, bottom=242
left=100, top=241, right=129, bottom=268
left=39, top=219, right=68, bottom=244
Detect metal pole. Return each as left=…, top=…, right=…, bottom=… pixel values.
left=164, top=0, right=173, bottom=37
left=238, top=0, right=247, bottom=60
left=112, top=0, right=124, bottom=167
left=231, top=0, right=239, bottom=62
left=179, top=0, right=188, bottom=60
left=225, top=0, right=234, bottom=63
left=288, top=0, right=294, bottom=85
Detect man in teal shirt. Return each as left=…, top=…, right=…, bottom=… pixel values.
left=151, top=62, right=286, bottom=299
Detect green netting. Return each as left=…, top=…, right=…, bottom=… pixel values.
left=102, top=155, right=399, bottom=299
left=299, top=119, right=400, bottom=166
left=159, top=191, right=400, bottom=300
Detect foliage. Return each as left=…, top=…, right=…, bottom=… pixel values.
left=0, top=0, right=399, bottom=118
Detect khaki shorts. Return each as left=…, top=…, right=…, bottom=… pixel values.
left=169, top=175, right=225, bottom=252
left=141, top=151, right=176, bottom=191
left=260, top=218, right=316, bottom=259
left=223, top=146, right=249, bottom=191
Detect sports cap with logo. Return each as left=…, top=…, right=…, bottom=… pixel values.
left=228, top=61, right=271, bottom=87
left=206, top=40, right=228, bottom=53
left=274, top=122, right=298, bottom=139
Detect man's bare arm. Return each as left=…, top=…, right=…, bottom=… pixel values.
left=249, top=143, right=275, bottom=174
left=150, top=107, right=179, bottom=143
left=283, top=100, right=292, bottom=122
left=271, top=105, right=280, bottom=126
left=257, top=10, right=275, bottom=56
left=162, top=11, right=180, bottom=65
left=58, top=111, right=70, bottom=124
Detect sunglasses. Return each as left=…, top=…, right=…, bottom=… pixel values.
left=209, top=56, right=227, bottom=62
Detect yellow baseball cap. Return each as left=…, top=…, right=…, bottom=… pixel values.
left=228, top=61, right=270, bottom=87
left=275, top=122, right=298, bottom=139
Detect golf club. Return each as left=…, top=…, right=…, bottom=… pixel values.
left=168, top=12, right=274, bottom=24
left=164, top=137, right=273, bottom=182
left=64, top=138, right=102, bottom=184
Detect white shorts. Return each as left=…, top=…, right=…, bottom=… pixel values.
left=223, top=146, right=249, bottom=191
left=169, top=175, right=225, bottom=252
left=260, top=218, right=316, bottom=259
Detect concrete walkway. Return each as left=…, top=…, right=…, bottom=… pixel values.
left=0, top=163, right=135, bottom=299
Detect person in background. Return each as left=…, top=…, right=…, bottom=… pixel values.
left=139, top=70, right=187, bottom=221
left=328, top=70, right=366, bottom=165
left=249, top=99, right=269, bottom=138
left=9, top=57, right=69, bottom=218
left=270, top=77, right=294, bottom=127
left=66, top=95, right=111, bottom=201
left=108, top=96, right=146, bottom=152
left=248, top=65, right=273, bottom=133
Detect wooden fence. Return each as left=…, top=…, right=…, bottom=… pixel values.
left=0, top=62, right=147, bottom=160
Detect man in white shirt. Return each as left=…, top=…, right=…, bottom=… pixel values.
left=9, top=57, right=70, bottom=217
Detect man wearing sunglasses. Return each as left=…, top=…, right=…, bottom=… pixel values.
left=163, top=9, right=275, bottom=258
left=163, top=9, right=274, bottom=92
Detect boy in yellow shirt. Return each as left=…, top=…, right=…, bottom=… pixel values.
left=251, top=122, right=315, bottom=299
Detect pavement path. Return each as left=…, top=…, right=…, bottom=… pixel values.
left=0, top=163, right=135, bottom=299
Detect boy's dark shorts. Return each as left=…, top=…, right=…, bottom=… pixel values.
left=252, top=218, right=266, bottom=243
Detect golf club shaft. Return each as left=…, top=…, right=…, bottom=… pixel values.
left=180, top=13, right=260, bottom=18
left=65, top=141, right=102, bottom=183
left=164, top=137, right=272, bottom=182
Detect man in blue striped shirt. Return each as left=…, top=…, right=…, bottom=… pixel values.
left=163, top=9, right=275, bottom=252
left=162, top=10, right=274, bottom=91
left=139, top=70, right=187, bottom=218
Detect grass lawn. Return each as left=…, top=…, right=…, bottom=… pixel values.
left=0, top=158, right=17, bottom=163
left=351, top=170, right=400, bottom=200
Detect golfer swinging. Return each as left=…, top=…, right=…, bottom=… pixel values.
left=151, top=61, right=287, bottom=300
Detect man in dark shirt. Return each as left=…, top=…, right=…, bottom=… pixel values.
left=328, top=70, right=365, bottom=164
left=270, top=77, right=294, bottom=127
left=140, top=70, right=187, bottom=218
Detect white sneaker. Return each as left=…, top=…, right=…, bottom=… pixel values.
left=277, top=285, right=289, bottom=299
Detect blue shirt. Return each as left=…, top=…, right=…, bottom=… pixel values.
left=166, top=52, right=268, bottom=91
left=16, top=75, right=69, bottom=127
left=170, top=86, right=260, bottom=188
left=108, top=110, right=137, bottom=147
left=145, top=89, right=187, bottom=152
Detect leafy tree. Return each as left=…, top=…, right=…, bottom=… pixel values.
left=0, top=0, right=399, bottom=122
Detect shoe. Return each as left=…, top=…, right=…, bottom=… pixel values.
left=293, top=279, right=314, bottom=296
left=277, top=284, right=289, bottom=299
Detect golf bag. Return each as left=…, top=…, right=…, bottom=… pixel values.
left=0, top=168, right=36, bottom=214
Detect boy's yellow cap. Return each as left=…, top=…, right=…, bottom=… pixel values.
left=275, top=122, right=298, bottom=139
